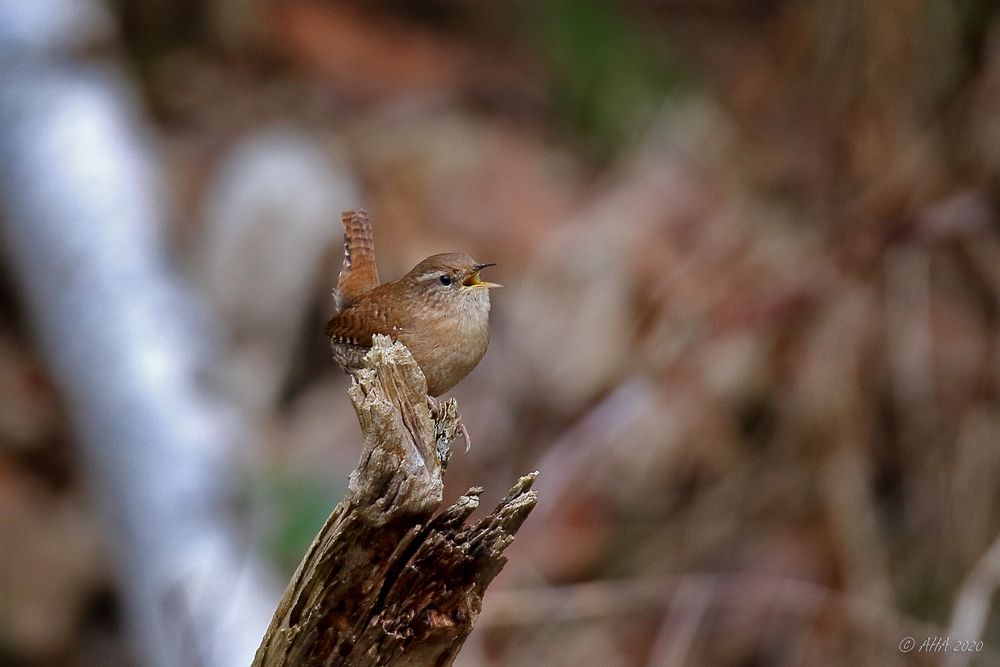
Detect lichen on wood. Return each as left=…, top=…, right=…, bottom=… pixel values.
left=253, top=335, right=538, bottom=666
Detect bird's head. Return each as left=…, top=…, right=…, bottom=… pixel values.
left=403, top=253, right=501, bottom=309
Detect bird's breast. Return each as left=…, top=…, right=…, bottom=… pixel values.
left=401, top=296, right=491, bottom=396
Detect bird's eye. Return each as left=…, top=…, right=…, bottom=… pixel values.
left=439, top=275, right=452, bottom=286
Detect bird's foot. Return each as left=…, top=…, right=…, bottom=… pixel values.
left=458, top=420, right=472, bottom=454
left=428, top=396, right=469, bottom=463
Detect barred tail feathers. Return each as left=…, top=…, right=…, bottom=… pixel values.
left=333, top=209, right=380, bottom=313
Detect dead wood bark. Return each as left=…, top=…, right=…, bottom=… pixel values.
left=252, top=335, right=538, bottom=666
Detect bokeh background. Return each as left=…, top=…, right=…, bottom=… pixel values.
left=2, top=1, right=1000, bottom=665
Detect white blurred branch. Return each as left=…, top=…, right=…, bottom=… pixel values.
left=196, top=126, right=356, bottom=414
left=945, top=533, right=1000, bottom=667
left=0, top=2, right=279, bottom=665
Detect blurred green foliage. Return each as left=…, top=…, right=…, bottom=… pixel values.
left=252, top=471, right=347, bottom=573
left=532, top=0, right=681, bottom=160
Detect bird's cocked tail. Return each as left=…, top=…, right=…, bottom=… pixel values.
left=333, top=209, right=380, bottom=314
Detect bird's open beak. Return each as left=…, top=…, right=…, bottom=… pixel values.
left=463, top=263, right=502, bottom=289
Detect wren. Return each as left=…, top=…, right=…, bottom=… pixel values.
left=325, top=210, right=500, bottom=400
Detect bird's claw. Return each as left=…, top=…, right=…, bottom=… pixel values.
left=459, top=420, right=472, bottom=453
left=428, top=395, right=470, bottom=460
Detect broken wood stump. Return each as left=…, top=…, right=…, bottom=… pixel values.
left=253, top=335, right=538, bottom=666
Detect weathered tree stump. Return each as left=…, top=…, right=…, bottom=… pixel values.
left=253, top=336, right=538, bottom=666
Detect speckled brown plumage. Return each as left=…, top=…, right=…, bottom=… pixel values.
left=326, top=210, right=499, bottom=397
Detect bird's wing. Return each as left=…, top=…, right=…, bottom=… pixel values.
left=333, top=209, right=380, bottom=313
left=324, top=292, right=404, bottom=345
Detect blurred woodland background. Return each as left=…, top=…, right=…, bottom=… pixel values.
left=3, top=0, right=1000, bottom=665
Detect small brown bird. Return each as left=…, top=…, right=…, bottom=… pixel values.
left=325, top=210, right=500, bottom=421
